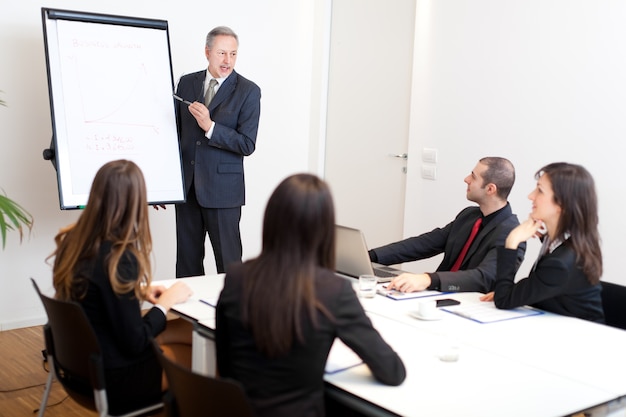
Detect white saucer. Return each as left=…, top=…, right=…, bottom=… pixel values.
left=409, top=310, right=443, bottom=321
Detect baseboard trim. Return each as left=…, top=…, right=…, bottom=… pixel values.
left=0, top=315, right=47, bottom=331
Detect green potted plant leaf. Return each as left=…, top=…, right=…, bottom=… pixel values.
left=0, top=192, right=33, bottom=249
left=1, top=92, right=34, bottom=249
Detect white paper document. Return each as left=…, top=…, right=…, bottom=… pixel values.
left=442, top=302, right=544, bottom=324
left=325, top=339, right=363, bottom=374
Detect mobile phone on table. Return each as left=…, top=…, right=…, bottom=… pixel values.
left=436, top=298, right=461, bottom=307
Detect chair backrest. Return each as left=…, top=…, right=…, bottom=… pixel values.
left=152, top=340, right=255, bottom=417
left=601, top=281, right=626, bottom=330
left=32, top=278, right=164, bottom=417
left=31, top=278, right=106, bottom=410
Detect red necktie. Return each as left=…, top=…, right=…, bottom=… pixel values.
left=450, top=217, right=483, bottom=272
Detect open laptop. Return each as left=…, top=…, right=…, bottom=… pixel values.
left=335, top=225, right=406, bottom=282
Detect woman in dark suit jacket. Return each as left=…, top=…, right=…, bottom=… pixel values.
left=216, top=174, right=406, bottom=417
left=49, top=160, right=193, bottom=414
left=482, top=162, right=604, bottom=323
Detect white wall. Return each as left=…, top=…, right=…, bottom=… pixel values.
left=0, top=0, right=331, bottom=330
left=404, top=0, right=626, bottom=282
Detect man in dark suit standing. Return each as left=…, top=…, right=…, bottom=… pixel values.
left=174, top=26, right=261, bottom=276
left=370, top=157, right=525, bottom=293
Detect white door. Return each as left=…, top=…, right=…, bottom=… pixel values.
left=324, top=0, right=416, bottom=250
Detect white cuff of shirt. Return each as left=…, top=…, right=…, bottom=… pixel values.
left=205, top=121, right=215, bottom=139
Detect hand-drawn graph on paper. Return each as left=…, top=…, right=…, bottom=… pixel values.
left=43, top=9, right=184, bottom=208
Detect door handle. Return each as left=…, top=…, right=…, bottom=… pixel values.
left=388, top=153, right=408, bottom=159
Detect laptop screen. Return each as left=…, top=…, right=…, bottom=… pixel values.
left=335, top=225, right=376, bottom=277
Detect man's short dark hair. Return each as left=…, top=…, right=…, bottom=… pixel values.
left=480, top=157, right=515, bottom=200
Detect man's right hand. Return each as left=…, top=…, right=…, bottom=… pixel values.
left=386, top=273, right=432, bottom=293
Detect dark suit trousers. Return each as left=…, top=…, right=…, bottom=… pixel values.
left=175, top=184, right=242, bottom=277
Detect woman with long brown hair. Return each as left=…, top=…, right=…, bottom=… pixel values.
left=48, top=159, right=192, bottom=414
left=482, top=162, right=604, bottom=322
left=216, top=173, right=405, bottom=417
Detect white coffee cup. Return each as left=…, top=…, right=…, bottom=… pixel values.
left=418, top=299, right=437, bottom=318
left=358, top=274, right=377, bottom=298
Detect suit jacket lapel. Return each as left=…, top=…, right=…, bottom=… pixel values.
left=467, top=218, right=492, bottom=258
left=193, top=72, right=205, bottom=103
left=465, top=204, right=511, bottom=259
left=209, top=71, right=237, bottom=110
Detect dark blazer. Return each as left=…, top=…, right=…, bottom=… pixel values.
left=216, top=265, right=406, bottom=417
left=175, top=69, right=261, bottom=208
left=494, top=241, right=604, bottom=323
left=78, top=241, right=165, bottom=413
left=80, top=242, right=165, bottom=368
left=370, top=204, right=525, bottom=293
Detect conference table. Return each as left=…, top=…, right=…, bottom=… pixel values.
left=160, top=274, right=626, bottom=417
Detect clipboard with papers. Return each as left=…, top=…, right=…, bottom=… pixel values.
left=376, top=284, right=443, bottom=301
left=441, top=302, right=544, bottom=324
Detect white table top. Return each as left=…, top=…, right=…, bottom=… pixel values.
left=326, top=313, right=613, bottom=417
left=160, top=274, right=626, bottom=417
left=359, top=288, right=626, bottom=398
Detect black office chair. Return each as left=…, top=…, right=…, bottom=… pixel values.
left=600, top=281, right=626, bottom=330
left=31, top=278, right=163, bottom=417
left=152, top=340, right=255, bottom=417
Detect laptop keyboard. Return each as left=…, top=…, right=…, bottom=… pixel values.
left=373, top=268, right=397, bottom=278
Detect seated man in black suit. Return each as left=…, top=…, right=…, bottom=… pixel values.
left=370, top=157, right=525, bottom=293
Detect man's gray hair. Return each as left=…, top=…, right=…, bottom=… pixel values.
left=206, top=26, right=239, bottom=49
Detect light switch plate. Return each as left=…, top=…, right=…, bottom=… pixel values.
left=421, top=165, right=437, bottom=180
left=422, top=148, right=438, bottom=163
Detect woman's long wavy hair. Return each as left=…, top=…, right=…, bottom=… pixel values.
left=48, top=159, right=152, bottom=301
left=538, top=162, right=602, bottom=284
left=241, top=173, right=336, bottom=357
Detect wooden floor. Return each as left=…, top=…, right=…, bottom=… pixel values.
left=0, top=325, right=165, bottom=417
left=0, top=326, right=363, bottom=417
